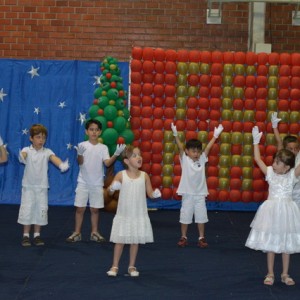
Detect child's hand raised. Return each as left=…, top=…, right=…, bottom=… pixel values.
left=252, top=126, right=262, bottom=145
left=114, top=144, right=126, bottom=156
left=271, top=112, right=281, bottom=129
left=213, top=124, right=224, bottom=138
left=74, top=144, right=86, bottom=156
left=0, top=135, right=3, bottom=146
left=171, top=123, right=178, bottom=137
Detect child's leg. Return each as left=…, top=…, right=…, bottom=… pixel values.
left=112, top=243, right=125, bottom=267
left=129, top=244, right=139, bottom=267
left=74, top=206, right=86, bottom=233
left=90, top=207, right=99, bottom=233
left=282, top=253, right=290, bottom=275
left=23, top=224, right=31, bottom=235
left=33, top=224, right=41, bottom=236
left=197, top=223, right=205, bottom=238
left=180, top=223, right=188, bottom=238
left=266, top=252, right=275, bottom=275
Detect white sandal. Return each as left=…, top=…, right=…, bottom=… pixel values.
left=107, top=266, right=118, bottom=277
left=128, top=266, right=139, bottom=277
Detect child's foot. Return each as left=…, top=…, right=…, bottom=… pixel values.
left=281, top=274, right=295, bottom=286
left=90, top=232, right=105, bottom=242
left=264, top=274, right=275, bottom=285
left=66, top=232, right=82, bottom=243
left=33, top=236, right=45, bottom=246
left=198, top=237, right=208, bottom=248
left=177, top=237, right=188, bottom=247
left=21, top=236, right=31, bottom=247
left=128, top=266, right=139, bottom=277
left=107, top=267, right=118, bottom=277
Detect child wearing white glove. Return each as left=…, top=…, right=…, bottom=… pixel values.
left=17, top=124, right=69, bottom=247
left=107, top=145, right=159, bottom=278
left=172, top=122, right=223, bottom=249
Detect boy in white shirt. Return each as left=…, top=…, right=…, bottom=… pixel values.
left=18, top=124, right=69, bottom=247
left=171, top=123, right=223, bottom=248
left=66, top=119, right=125, bottom=243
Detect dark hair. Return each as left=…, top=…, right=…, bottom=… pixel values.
left=186, top=139, right=202, bottom=150
left=85, top=119, right=102, bottom=130
left=283, top=135, right=299, bottom=148
left=273, top=149, right=295, bottom=169
left=30, top=124, right=48, bottom=138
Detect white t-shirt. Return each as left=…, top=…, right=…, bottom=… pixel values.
left=177, top=152, right=208, bottom=196
left=77, top=141, right=110, bottom=186
left=21, top=145, right=54, bottom=188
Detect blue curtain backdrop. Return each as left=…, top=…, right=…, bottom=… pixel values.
left=0, top=59, right=128, bottom=206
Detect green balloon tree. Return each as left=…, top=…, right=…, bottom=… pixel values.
left=88, top=56, right=134, bottom=156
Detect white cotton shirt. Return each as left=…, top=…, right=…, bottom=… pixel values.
left=77, top=141, right=110, bottom=186
left=21, top=145, right=54, bottom=188
left=177, top=152, right=208, bottom=196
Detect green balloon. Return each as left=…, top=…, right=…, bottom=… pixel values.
left=94, top=116, right=107, bottom=131
left=89, top=105, right=99, bottom=118
left=94, top=87, right=103, bottom=99
left=122, top=108, right=130, bottom=119
left=101, top=128, right=118, bottom=145
left=115, top=98, right=125, bottom=110
left=107, top=88, right=119, bottom=100
left=113, top=116, right=126, bottom=133
left=120, top=129, right=134, bottom=144
left=116, top=82, right=124, bottom=91
left=177, top=85, right=188, bottom=97
left=98, top=96, right=109, bottom=109
left=177, top=62, right=188, bottom=75
left=104, top=105, right=117, bottom=121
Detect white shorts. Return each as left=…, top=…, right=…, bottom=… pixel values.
left=18, top=187, right=48, bottom=226
left=74, top=182, right=104, bottom=208
left=179, top=194, right=208, bottom=224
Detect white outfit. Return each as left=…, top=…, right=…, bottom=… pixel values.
left=74, top=141, right=110, bottom=208
left=245, top=166, right=300, bottom=254
left=292, top=152, right=300, bottom=208
left=110, top=171, right=153, bottom=244
left=18, top=146, right=54, bottom=226
left=177, top=152, right=209, bottom=224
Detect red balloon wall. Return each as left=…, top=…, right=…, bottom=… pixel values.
left=130, top=47, right=300, bottom=203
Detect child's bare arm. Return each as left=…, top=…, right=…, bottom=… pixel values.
left=252, top=126, right=267, bottom=175
left=271, top=112, right=283, bottom=150
left=204, top=124, right=223, bottom=157
left=171, top=123, right=184, bottom=156
left=50, top=155, right=69, bottom=172
left=145, top=173, right=161, bottom=199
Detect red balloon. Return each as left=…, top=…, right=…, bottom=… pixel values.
left=130, top=95, right=141, bottom=106
left=186, top=120, right=197, bottom=131
left=290, top=89, right=300, bottom=100
left=185, top=131, right=197, bottom=141
left=243, top=121, right=254, bottom=133
left=221, top=120, right=232, bottom=132
left=253, top=192, right=265, bottom=202
left=172, top=176, right=181, bottom=187
left=280, top=53, right=291, bottom=65
left=165, top=96, right=176, bottom=107
left=234, top=75, right=245, bottom=87
left=255, top=99, right=267, bottom=110
left=154, top=61, right=165, bottom=73
left=233, top=99, right=244, bottom=110
left=141, top=95, right=152, bottom=106
left=152, top=119, right=164, bottom=130
left=142, top=73, right=154, bottom=83
left=208, top=155, right=219, bottom=166
left=141, top=118, right=152, bottom=129
left=257, top=65, right=268, bottom=76
left=153, top=107, right=164, bottom=119
left=131, top=72, right=142, bottom=83
left=140, top=141, right=151, bottom=152
left=187, top=97, right=198, bottom=108
left=199, top=74, right=210, bottom=86
left=198, top=97, right=210, bottom=109
left=207, top=189, right=218, bottom=201
left=151, top=175, right=162, bottom=188
left=161, top=188, right=173, bottom=200
left=210, top=144, right=220, bottom=156
left=151, top=163, right=162, bottom=176
left=210, top=98, right=221, bottom=110
left=210, top=86, right=222, bottom=98
left=189, top=50, right=201, bottom=62
left=154, top=73, right=165, bottom=85
left=207, top=166, right=219, bottom=177
left=152, top=153, right=163, bottom=163
left=130, top=117, right=141, bottom=129
left=152, top=142, right=163, bottom=154
left=130, top=106, right=141, bottom=117
left=291, top=66, right=300, bottom=76
left=229, top=190, right=241, bottom=202
left=198, top=109, right=209, bottom=121
left=219, top=190, right=229, bottom=202
left=290, top=123, right=300, bottom=134
left=211, top=63, right=223, bottom=75
left=142, top=83, right=153, bottom=96
left=142, top=152, right=151, bottom=163
left=278, top=88, right=290, bottom=99
left=246, top=52, right=257, bottom=65
left=132, top=47, right=143, bottom=59
left=153, top=84, right=164, bottom=97
left=253, top=179, right=265, bottom=191
left=198, top=121, right=208, bottom=131
left=211, top=75, right=222, bottom=87
left=201, top=51, right=212, bottom=63
left=265, top=145, right=277, bottom=156
left=255, top=111, right=267, bottom=122
left=279, top=77, right=290, bottom=89
left=164, top=85, right=176, bottom=97
left=165, top=49, right=177, bottom=61
left=230, top=166, right=242, bottom=178
left=230, top=178, right=242, bottom=190
left=177, top=49, right=189, bottom=62
left=164, top=107, right=175, bottom=119
left=232, top=121, right=243, bottom=132
left=291, top=53, right=300, bottom=66
left=131, top=83, right=142, bottom=96
left=290, top=77, right=300, bottom=89
left=242, top=191, right=253, bottom=203
left=268, top=52, right=279, bottom=65
left=163, top=119, right=173, bottom=130
left=244, top=99, right=255, bottom=110
left=141, top=163, right=151, bottom=174
left=257, top=52, right=268, bottom=65
left=165, top=74, right=177, bottom=85
left=173, top=164, right=182, bottom=176
left=234, top=52, right=246, bottom=64
left=279, top=65, right=291, bottom=76
left=141, top=106, right=153, bottom=118
left=188, top=74, right=199, bottom=86
left=278, top=123, right=289, bottom=133
left=245, top=75, right=256, bottom=87
left=142, top=60, right=154, bottom=73
left=175, top=120, right=186, bottom=131
left=131, top=59, right=143, bottom=72
left=210, top=109, right=221, bottom=120
left=142, top=47, right=154, bottom=60
left=140, top=129, right=152, bottom=141
left=165, top=61, right=177, bottom=73
left=256, top=76, right=267, bottom=87
left=154, top=48, right=166, bottom=61
left=152, top=130, right=163, bottom=142
left=231, top=144, right=242, bottom=155
left=223, top=51, right=234, bottom=63
left=153, top=97, right=164, bottom=107
left=278, top=99, right=289, bottom=111
left=212, top=50, right=223, bottom=63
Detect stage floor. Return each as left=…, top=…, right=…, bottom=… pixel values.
left=1, top=204, right=300, bottom=300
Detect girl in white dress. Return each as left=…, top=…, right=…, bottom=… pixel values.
left=106, top=145, right=161, bottom=277
left=245, top=127, right=300, bottom=286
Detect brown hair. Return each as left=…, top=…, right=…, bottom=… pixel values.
left=29, top=124, right=48, bottom=138
left=274, top=149, right=295, bottom=169
left=121, top=145, right=140, bottom=169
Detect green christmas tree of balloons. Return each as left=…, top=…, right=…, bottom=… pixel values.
left=88, top=56, right=134, bottom=155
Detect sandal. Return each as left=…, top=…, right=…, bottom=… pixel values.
left=281, top=274, right=295, bottom=286
left=128, top=266, right=139, bottom=277
left=107, top=266, right=118, bottom=277
left=264, top=274, right=275, bottom=286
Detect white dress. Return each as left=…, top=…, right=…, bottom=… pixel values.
left=245, top=166, right=300, bottom=254
left=110, top=171, right=154, bottom=244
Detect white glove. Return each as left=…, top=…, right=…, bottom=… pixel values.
left=171, top=122, right=178, bottom=137
left=252, top=126, right=262, bottom=145
left=152, top=188, right=161, bottom=198
left=0, top=136, right=3, bottom=146
left=19, top=149, right=26, bottom=164
left=114, top=144, right=126, bottom=156
left=74, top=144, right=86, bottom=156
left=213, top=124, right=224, bottom=139
left=271, top=112, right=281, bottom=129
left=109, top=181, right=122, bottom=192
left=59, top=159, right=69, bottom=172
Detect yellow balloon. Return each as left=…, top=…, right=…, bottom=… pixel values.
left=177, top=62, right=188, bottom=75
left=177, top=86, right=188, bottom=97
left=242, top=155, right=253, bottom=167
left=162, top=176, right=173, bottom=188
left=242, top=167, right=253, bottom=179
left=163, top=153, right=174, bottom=164
left=231, top=155, right=242, bottom=166
left=189, top=62, right=200, bottom=74
left=219, top=167, right=230, bottom=178
left=242, top=179, right=253, bottom=191
left=176, top=108, right=186, bottom=120
left=176, top=97, right=186, bottom=108
left=243, top=145, right=253, bottom=156
left=162, top=164, right=173, bottom=176
left=164, top=143, right=175, bottom=153
left=164, top=131, right=173, bottom=142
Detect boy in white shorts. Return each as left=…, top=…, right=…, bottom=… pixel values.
left=271, top=112, right=300, bottom=208
left=171, top=122, right=223, bottom=248
left=18, top=124, right=69, bottom=247
left=0, top=135, right=8, bottom=163
left=66, top=119, right=125, bottom=243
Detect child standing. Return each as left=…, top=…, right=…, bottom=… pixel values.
left=66, top=119, right=125, bottom=243
left=0, top=135, right=8, bottom=163
left=171, top=122, right=223, bottom=248
left=18, top=124, right=69, bottom=247
left=271, top=112, right=300, bottom=208
left=245, top=126, right=300, bottom=286
left=106, top=145, right=161, bottom=277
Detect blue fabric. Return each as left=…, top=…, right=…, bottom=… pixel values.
left=0, top=59, right=128, bottom=206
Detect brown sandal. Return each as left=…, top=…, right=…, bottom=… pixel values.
left=264, top=274, right=274, bottom=286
